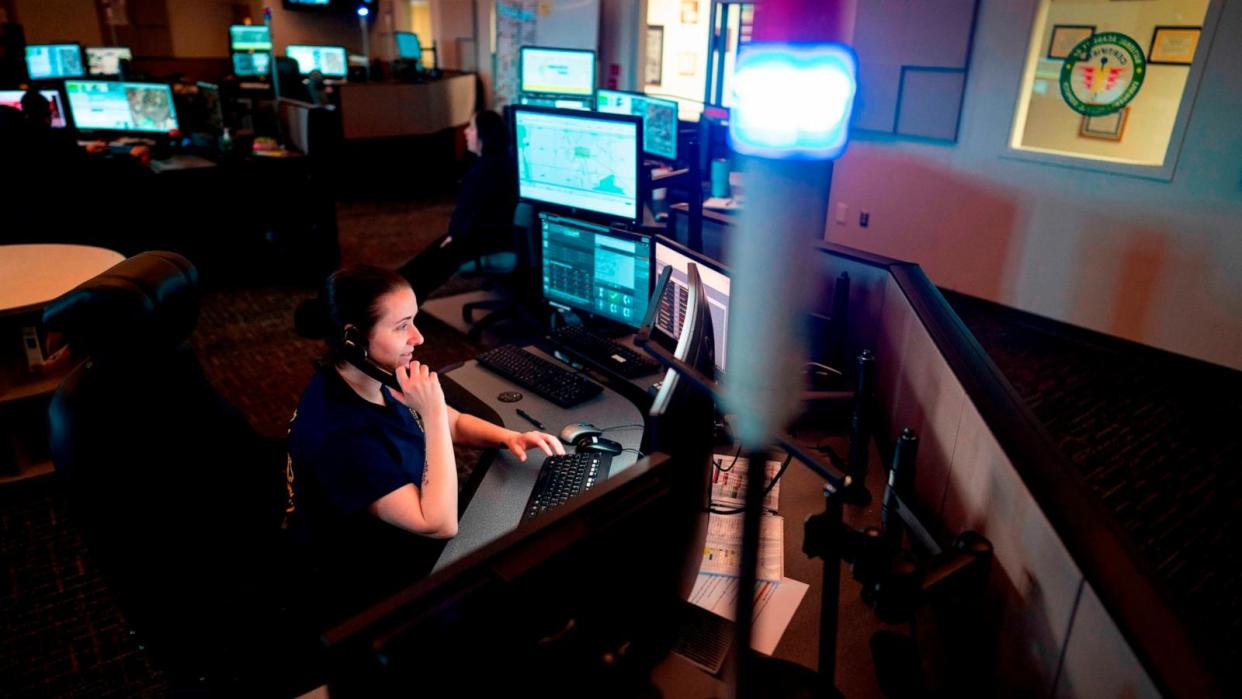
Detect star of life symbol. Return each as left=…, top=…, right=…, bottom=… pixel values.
left=1059, top=32, right=1146, bottom=117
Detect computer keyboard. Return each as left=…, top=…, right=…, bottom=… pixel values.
left=550, top=325, right=661, bottom=379
left=523, top=452, right=613, bottom=521
left=475, top=345, right=604, bottom=408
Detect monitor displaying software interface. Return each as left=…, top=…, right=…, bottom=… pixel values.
left=230, top=25, right=273, bottom=51
left=540, top=213, right=652, bottom=329
left=25, top=44, right=84, bottom=80
left=0, top=90, right=67, bottom=128
left=596, top=89, right=678, bottom=161
left=520, top=47, right=595, bottom=98
left=286, top=45, right=348, bottom=77
left=653, top=238, right=730, bottom=375
left=87, top=47, right=132, bottom=76
left=65, top=81, right=179, bottom=133
left=395, top=31, right=422, bottom=61
left=232, top=51, right=271, bottom=77
left=514, top=108, right=640, bottom=222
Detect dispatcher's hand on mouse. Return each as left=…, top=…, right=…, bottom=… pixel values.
left=504, top=431, right=566, bottom=461
left=392, top=360, right=446, bottom=417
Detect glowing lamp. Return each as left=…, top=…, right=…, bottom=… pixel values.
left=356, top=5, right=370, bottom=17
left=729, top=43, right=857, bottom=160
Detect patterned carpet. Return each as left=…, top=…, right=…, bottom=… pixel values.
left=944, top=290, right=1242, bottom=690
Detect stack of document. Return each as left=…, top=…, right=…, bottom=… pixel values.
left=684, top=453, right=809, bottom=657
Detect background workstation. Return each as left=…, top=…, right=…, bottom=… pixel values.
left=1, top=0, right=1240, bottom=697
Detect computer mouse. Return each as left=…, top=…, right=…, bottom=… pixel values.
left=574, top=435, right=624, bottom=456
left=559, top=421, right=602, bottom=445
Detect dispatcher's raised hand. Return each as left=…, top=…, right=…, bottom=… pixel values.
left=503, top=430, right=566, bottom=461
left=392, top=360, right=446, bottom=417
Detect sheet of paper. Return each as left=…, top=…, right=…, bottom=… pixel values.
left=710, top=453, right=782, bottom=512
left=687, top=575, right=810, bottom=655
left=700, top=512, right=784, bottom=581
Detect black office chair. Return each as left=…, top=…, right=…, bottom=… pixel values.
left=43, top=251, right=320, bottom=695
left=460, top=202, right=543, bottom=342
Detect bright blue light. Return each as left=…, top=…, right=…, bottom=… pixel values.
left=356, top=5, right=370, bottom=17
left=729, top=44, right=857, bottom=160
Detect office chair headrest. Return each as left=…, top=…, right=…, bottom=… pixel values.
left=43, top=251, right=200, bottom=361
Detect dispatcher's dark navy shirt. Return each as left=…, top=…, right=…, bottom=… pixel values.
left=287, top=365, right=426, bottom=546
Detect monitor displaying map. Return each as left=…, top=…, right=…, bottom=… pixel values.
left=65, top=81, right=179, bottom=133
left=513, top=107, right=641, bottom=223
left=26, top=44, right=84, bottom=80
left=286, top=44, right=348, bottom=77
left=596, top=89, right=678, bottom=161
left=520, top=47, right=596, bottom=98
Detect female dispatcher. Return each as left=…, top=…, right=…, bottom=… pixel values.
left=289, top=265, right=563, bottom=607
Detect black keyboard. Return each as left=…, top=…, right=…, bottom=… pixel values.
left=523, top=452, right=613, bottom=521
left=475, top=345, right=604, bottom=408
left=550, top=325, right=661, bottom=379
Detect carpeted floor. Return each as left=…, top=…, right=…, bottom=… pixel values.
left=944, top=289, right=1242, bottom=688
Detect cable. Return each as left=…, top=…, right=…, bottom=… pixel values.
left=708, top=452, right=794, bottom=515
left=621, top=448, right=644, bottom=459
left=596, top=423, right=644, bottom=433
left=713, top=444, right=743, bottom=473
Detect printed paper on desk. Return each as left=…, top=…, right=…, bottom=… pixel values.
left=701, top=512, right=784, bottom=581
left=688, top=575, right=810, bottom=655
left=710, top=453, right=782, bottom=512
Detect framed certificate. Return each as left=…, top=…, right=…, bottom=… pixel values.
left=1079, top=107, right=1129, bottom=141
left=645, top=25, right=664, bottom=86
left=1047, top=25, right=1094, bottom=60
left=1148, top=26, right=1201, bottom=65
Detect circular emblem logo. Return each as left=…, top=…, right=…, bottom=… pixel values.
left=1059, top=31, right=1146, bottom=116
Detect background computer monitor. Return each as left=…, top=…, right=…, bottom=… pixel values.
left=394, top=31, right=422, bottom=61
left=86, top=47, right=132, bottom=76
left=519, top=46, right=596, bottom=100
left=285, top=44, right=348, bottom=77
left=231, top=51, right=271, bottom=78
left=229, top=25, right=273, bottom=52
left=513, top=106, right=642, bottom=223
left=539, top=213, right=652, bottom=329
left=65, top=81, right=179, bottom=133
left=596, top=89, right=678, bottom=162
left=0, top=89, right=68, bottom=128
left=25, top=44, right=84, bottom=80
left=653, top=237, right=730, bottom=376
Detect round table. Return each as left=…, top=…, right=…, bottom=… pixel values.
left=0, top=244, right=124, bottom=482
left=0, top=244, right=125, bottom=316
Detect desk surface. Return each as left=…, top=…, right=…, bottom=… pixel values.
left=435, top=346, right=647, bottom=571
left=0, top=245, right=124, bottom=316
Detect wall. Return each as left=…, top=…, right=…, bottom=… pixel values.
left=167, top=0, right=236, bottom=58
left=645, top=0, right=710, bottom=117
left=429, top=0, right=474, bottom=70
left=827, top=0, right=1242, bottom=370
left=600, top=0, right=640, bottom=91
left=12, top=0, right=102, bottom=45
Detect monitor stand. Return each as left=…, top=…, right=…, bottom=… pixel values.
left=548, top=306, right=634, bottom=340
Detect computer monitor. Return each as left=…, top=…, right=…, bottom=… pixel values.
left=64, top=81, right=179, bottom=134
left=321, top=452, right=707, bottom=696
left=285, top=44, right=348, bottom=77
left=86, top=47, right=132, bottom=76
left=229, top=25, right=273, bottom=52
left=394, top=31, right=422, bottom=61
left=596, top=89, right=678, bottom=162
left=25, top=44, right=84, bottom=80
left=0, top=90, right=68, bottom=128
left=519, top=46, right=596, bottom=100
left=653, top=236, right=730, bottom=376
left=231, top=51, right=272, bottom=78
left=539, top=213, right=652, bottom=329
left=513, top=106, right=642, bottom=223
